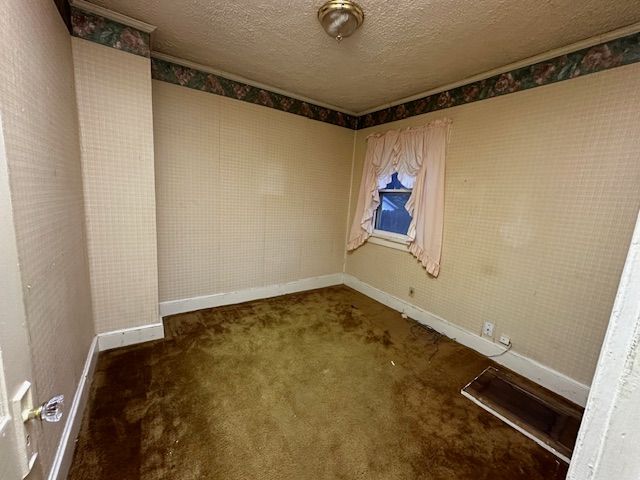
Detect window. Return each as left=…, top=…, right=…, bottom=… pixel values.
left=374, top=172, right=412, bottom=236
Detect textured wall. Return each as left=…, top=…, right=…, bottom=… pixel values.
left=73, top=38, right=159, bottom=333
left=153, top=80, right=354, bottom=302
left=0, top=0, right=94, bottom=477
left=346, top=63, right=640, bottom=385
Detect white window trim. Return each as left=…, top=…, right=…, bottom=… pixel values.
left=369, top=229, right=410, bottom=252
left=378, top=188, right=412, bottom=193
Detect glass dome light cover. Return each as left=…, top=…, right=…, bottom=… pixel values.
left=318, top=0, right=364, bottom=42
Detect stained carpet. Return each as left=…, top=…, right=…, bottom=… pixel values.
left=68, top=286, right=568, bottom=479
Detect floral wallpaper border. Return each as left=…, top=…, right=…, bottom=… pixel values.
left=69, top=5, right=357, bottom=128
left=151, top=58, right=359, bottom=129
left=71, top=7, right=150, bottom=58
left=69, top=4, right=640, bottom=130
left=359, top=31, right=640, bottom=128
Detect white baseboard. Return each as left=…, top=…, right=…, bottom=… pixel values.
left=159, top=273, right=345, bottom=317
left=343, top=274, right=590, bottom=406
left=97, top=322, right=165, bottom=351
left=47, top=336, right=99, bottom=480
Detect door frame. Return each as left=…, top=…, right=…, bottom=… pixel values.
left=0, top=113, right=38, bottom=479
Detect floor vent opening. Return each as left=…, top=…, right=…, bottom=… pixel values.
left=461, top=366, right=584, bottom=463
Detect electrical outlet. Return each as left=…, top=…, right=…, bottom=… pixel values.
left=499, top=334, right=511, bottom=346
left=482, top=321, right=494, bottom=337
left=409, top=287, right=415, bottom=297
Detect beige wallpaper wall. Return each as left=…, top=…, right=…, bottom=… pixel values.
left=153, top=80, right=354, bottom=302
left=0, top=0, right=94, bottom=477
left=346, top=63, right=640, bottom=385
left=73, top=39, right=159, bottom=333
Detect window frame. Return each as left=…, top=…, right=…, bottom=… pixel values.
left=370, top=180, right=412, bottom=251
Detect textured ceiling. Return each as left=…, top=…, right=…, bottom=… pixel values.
left=91, top=0, right=640, bottom=113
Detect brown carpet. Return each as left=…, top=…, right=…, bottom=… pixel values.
left=68, top=286, right=568, bottom=479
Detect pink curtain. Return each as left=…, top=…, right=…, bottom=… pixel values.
left=346, top=119, right=452, bottom=277
left=345, top=130, right=401, bottom=250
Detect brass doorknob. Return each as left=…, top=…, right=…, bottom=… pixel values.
left=23, top=395, right=64, bottom=423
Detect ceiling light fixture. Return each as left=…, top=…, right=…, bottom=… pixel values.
left=317, top=0, right=364, bottom=42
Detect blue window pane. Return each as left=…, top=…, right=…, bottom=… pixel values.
left=375, top=192, right=412, bottom=235
left=384, top=172, right=408, bottom=189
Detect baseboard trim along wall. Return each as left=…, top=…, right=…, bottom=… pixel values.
left=343, top=274, right=590, bottom=407
left=97, top=322, right=165, bottom=351
left=47, top=337, right=99, bottom=480
left=158, top=273, right=345, bottom=317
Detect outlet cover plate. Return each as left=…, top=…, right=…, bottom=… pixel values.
left=482, top=322, right=495, bottom=337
